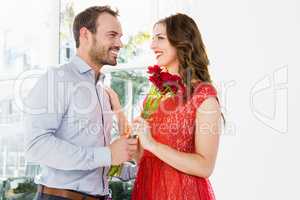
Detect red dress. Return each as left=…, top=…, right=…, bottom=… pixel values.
left=131, top=83, right=218, bottom=200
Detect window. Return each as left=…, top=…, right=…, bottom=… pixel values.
left=0, top=0, right=60, bottom=198
left=0, top=0, right=194, bottom=199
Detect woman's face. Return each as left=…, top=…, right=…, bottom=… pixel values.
left=151, top=23, right=179, bottom=68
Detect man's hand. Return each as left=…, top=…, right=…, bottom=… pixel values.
left=109, top=137, right=138, bottom=165
left=127, top=137, right=139, bottom=159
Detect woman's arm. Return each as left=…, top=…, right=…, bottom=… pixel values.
left=138, top=97, right=221, bottom=178
left=105, top=87, right=131, bottom=136
left=105, top=87, right=143, bottom=161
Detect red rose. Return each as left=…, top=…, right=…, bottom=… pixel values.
left=149, top=75, right=163, bottom=90
left=142, top=65, right=186, bottom=120
left=171, top=75, right=181, bottom=81
left=147, top=65, right=162, bottom=75
left=148, top=65, right=185, bottom=95
left=160, top=72, right=173, bottom=82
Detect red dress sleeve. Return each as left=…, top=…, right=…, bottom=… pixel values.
left=191, top=82, right=218, bottom=109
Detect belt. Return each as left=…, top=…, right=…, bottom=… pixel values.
left=38, top=185, right=108, bottom=200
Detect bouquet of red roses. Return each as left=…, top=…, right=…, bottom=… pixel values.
left=108, top=65, right=184, bottom=178
left=141, top=65, right=185, bottom=119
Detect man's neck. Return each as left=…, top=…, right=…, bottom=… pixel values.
left=76, top=51, right=102, bottom=82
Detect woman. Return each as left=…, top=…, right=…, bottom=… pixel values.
left=131, top=13, right=222, bottom=200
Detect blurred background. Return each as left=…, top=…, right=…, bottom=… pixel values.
left=0, top=0, right=299, bottom=199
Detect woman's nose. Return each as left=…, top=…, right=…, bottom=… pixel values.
left=150, top=40, right=157, bottom=50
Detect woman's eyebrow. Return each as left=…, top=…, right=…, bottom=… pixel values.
left=154, top=33, right=166, bottom=36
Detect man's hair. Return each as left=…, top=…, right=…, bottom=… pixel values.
left=73, top=5, right=119, bottom=48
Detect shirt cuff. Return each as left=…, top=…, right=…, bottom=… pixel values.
left=93, top=146, right=112, bottom=167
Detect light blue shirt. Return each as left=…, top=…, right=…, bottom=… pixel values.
left=25, top=56, right=136, bottom=195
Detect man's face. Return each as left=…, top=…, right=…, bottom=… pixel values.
left=88, top=13, right=123, bottom=66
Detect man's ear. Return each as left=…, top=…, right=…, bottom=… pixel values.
left=79, top=27, right=90, bottom=45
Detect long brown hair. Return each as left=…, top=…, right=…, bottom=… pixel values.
left=156, top=13, right=211, bottom=97
left=157, top=14, right=225, bottom=123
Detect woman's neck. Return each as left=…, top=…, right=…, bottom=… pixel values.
left=164, top=65, right=180, bottom=76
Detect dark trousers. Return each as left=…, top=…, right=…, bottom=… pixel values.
left=34, top=192, right=70, bottom=200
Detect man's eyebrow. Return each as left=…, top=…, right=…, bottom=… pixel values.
left=107, top=30, right=123, bottom=36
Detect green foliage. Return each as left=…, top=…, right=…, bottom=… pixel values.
left=109, top=181, right=133, bottom=200
left=0, top=178, right=37, bottom=200
left=111, top=70, right=148, bottom=107
left=0, top=178, right=134, bottom=200
left=60, top=1, right=75, bottom=41
left=12, top=180, right=36, bottom=194
left=117, top=32, right=151, bottom=63
left=111, top=30, right=150, bottom=106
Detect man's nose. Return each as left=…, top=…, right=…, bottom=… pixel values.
left=116, top=38, right=123, bottom=48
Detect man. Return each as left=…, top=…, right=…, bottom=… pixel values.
left=25, top=6, right=137, bottom=200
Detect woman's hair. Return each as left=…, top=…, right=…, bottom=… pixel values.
left=157, top=14, right=226, bottom=123
left=155, top=13, right=211, bottom=97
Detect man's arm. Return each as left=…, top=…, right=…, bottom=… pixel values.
left=25, top=70, right=111, bottom=170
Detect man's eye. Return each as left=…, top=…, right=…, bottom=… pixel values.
left=158, top=36, right=164, bottom=40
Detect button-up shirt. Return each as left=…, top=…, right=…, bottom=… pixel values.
left=25, top=55, right=136, bottom=195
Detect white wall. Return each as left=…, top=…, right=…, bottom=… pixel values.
left=185, top=1, right=299, bottom=199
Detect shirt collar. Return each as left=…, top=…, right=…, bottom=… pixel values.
left=71, top=55, right=106, bottom=83
left=71, top=55, right=93, bottom=74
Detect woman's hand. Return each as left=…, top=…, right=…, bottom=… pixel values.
left=133, top=117, right=157, bottom=152
left=131, top=138, right=144, bottom=163
left=105, top=87, right=122, bottom=112
left=105, top=87, right=131, bottom=136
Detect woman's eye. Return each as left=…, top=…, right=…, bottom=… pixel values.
left=152, top=36, right=165, bottom=40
